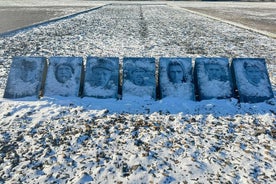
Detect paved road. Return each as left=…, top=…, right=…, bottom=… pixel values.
left=0, top=2, right=275, bottom=38
left=0, top=6, right=96, bottom=33
left=168, top=2, right=276, bottom=38
left=183, top=7, right=276, bottom=36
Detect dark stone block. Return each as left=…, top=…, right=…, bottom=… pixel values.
left=83, top=57, right=119, bottom=98
left=195, top=58, right=233, bottom=100
left=4, top=57, right=47, bottom=98
left=44, top=57, right=83, bottom=97
left=231, top=58, right=274, bottom=103
left=159, top=57, right=195, bottom=100
left=123, top=57, right=155, bottom=98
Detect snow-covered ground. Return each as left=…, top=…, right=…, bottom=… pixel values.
left=0, top=2, right=275, bottom=183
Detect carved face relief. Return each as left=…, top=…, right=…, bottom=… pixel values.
left=205, top=63, right=224, bottom=81
left=132, top=68, right=146, bottom=86
left=168, top=64, right=184, bottom=84
left=55, top=64, right=73, bottom=83
left=19, top=60, right=37, bottom=82
left=92, top=67, right=112, bottom=87
left=244, top=65, right=262, bottom=86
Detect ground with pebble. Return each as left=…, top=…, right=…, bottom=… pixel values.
left=0, top=2, right=275, bottom=183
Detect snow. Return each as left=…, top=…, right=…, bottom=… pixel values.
left=0, top=1, right=276, bottom=183
left=123, top=58, right=155, bottom=98
left=83, top=57, right=119, bottom=98
left=159, top=58, right=195, bottom=100
left=44, top=57, right=82, bottom=97
left=195, top=58, right=233, bottom=100
left=3, top=57, right=46, bottom=98
left=232, top=58, right=273, bottom=99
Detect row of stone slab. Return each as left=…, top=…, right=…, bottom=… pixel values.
left=4, top=56, right=274, bottom=103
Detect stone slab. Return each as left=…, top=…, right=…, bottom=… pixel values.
left=123, top=57, right=156, bottom=98
left=231, top=58, right=274, bottom=103
left=83, top=57, right=119, bottom=98
left=4, top=56, right=47, bottom=98
left=44, top=56, right=83, bottom=97
left=195, top=57, right=233, bottom=100
left=159, top=57, right=195, bottom=100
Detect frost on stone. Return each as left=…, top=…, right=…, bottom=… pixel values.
left=83, top=57, right=119, bottom=99
left=159, top=57, right=195, bottom=100
left=4, top=57, right=47, bottom=98
left=44, top=57, right=82, bottom=97
left=232, top=58, right=274, bottom=103
left=123, top=57, right=155, bottom=98
left=195, top=58, right=233, bottom=100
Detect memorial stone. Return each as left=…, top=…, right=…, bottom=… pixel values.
left=195, top=58, right=233, bottom=100
left=123, top=57, right=156, bottom=98
left=231, top=58, right=274, bottom=103
left=44, top=57, right=83, bottom=97
left=83, top=57, right=119, bottom=98
left=4, top=57, right=47, bottom=98
left=159, top=57, right=195, bottom=100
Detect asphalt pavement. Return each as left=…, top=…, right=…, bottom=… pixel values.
left=0, top=6, right=96, bottom=34
left=0, top=2, right=275, bottom=38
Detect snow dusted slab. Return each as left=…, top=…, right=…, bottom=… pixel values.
left=44, top=57, right=83, bottom=97
left=4, top=57, right=47, bottom=98
left=195, top=58, right=233, bottom=100
left=83, top=57, right=119, bottom=98
left=232, top=58, right=274, bottom=103
left=123, top=57, right=156, bottom=98
left=159, top=57, right=195, bottom=100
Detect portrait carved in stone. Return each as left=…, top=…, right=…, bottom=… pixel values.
left=55, top=63, right=74, bottom=84
left=204, top=63, right=227, bottom=82
left=159, top=58, right=195, bottom=100
left=4, top=57, right=47, bottom=98
left=195, top=58, right=233, bottom=100
left=123, top=57, right=155, bottom=98
left=44, top=57, right=83, bottom=97
left=232, top=58, right=273, bottom=103
left=83, top=57, right=119, bottom=98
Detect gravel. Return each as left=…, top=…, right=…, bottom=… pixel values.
left=0, top=3, right=275, bottom=183
left=0, top=4, right=275, bottom=97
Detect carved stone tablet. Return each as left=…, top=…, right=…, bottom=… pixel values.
left=4, top=57, right=47, bottom=98
left=159, top=57, right=195, bottom=100
left=123, top=57, right=155, bottom=98
left=195, top=58, right=233, bottom=100
left=44, top=57, right=83, bottom=97
left=83, top=57, right=119, bottom=98
left=231, top=58, right=274, bottom=103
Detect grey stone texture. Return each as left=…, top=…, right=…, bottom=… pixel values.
left=4, top=56, right=47, bottom=98
left=83, top=57, right=119, bottom=98
left=44, top=57, right=83, bottom=97
left=195, top=57, right=234, bottom=100
left=231, top=58, right=274, bottom=103
left=159, top=57, right=195, bottom=100
left=123, top=57, right=156, bottom=98
left=3, top=55, right=274, bottom=103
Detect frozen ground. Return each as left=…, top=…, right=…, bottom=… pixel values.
left=0, top=2, right=276, bottom=183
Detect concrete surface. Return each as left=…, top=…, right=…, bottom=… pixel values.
left=0, top=6, right=96, bottom=33
left=0, top=1, right=275, bottom=38
left=168, top=2, right=276, bottom=37
left=183, top=7, right=276, bottom=36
